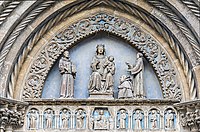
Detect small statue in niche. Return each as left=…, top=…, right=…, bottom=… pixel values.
left=126, top=52, right=145, bottom=98
left=118, top=75, right=133, bottom=99
left=59, top=51, right=76, bottom=98
left=117, top=109, right=127, bottom=129
left=76, top=109, right=85, bottom=129
left=133, top=110, right=143, bottom=130
left=29, top=109, right=38, bottom=129
left=88, top=45, right=115, bottom=95
left=44, top=109, right=53, bottom=129
left=93, top=109, right=110, bottom=130
left=149, top=109, right=159, bottom=129
left=165, top=109, right=175, bottom=129
left=61, top=109, right=71, bottom=129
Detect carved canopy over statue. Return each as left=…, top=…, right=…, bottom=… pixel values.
left=88, top=44, right=115, bottom=98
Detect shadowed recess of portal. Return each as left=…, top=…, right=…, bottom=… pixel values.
left=42, top=33, right=163, bottom=99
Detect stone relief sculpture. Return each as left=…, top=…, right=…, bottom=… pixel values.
left=133, top=109, right=144, bottom=130
left=28, top=109, right=39, bottom=129
left=88, top=45, right=115, bottom=98
left=75, top=109, right=86, bottom=129
left=44, top=109, right=54, bottom=129
left=23, top=13, right=181, bottom=100
left=59, top=51, right=76, bottom=98
left=117, top=109, right=127, bottom=129
left=165, top=109, right=175, bottom=129
left=126, top=52, right=146, bottom=98
left=60, top=109, right=71, bottom=129
left=149, top=109, right=160, bottom=129
left=118, top=75, right=133, bottom=99
left=91, top=109, right=111, bottom=130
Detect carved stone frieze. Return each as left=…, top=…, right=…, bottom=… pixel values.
left=24, top=99, right=178, bottom=131
left=23, top=13, right=182, bottom=100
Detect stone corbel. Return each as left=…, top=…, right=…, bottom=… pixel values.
left=174, top=100, right=200, bottom=132
left=0, top=97, right=28, bottom=132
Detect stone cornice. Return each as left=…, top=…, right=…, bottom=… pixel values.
left=25, top=99, right=179, bottom=106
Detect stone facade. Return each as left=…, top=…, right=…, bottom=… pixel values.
left=0, top=0, right=199, bottom=132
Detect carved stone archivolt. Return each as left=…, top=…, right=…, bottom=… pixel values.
left=22, top=13, right=182, bottom=100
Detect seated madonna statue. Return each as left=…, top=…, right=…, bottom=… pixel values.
left=88, top=45, right=115, bottom=95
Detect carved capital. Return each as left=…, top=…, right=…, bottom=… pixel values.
left=174, top=100, right=200, bottom=132
left=0, top=97, right=28, bottom=130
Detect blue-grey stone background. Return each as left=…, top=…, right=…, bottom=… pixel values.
left=42, top=33, right=162, bottom=99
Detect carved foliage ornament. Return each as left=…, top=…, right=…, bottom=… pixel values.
left=23, top=13, right=182, bottom=100
left=0, top=108, right=25, bottom=129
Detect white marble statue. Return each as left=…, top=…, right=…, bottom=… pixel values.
left=134, top=110, right=143, bottom=130
left=126, top=52, right=145, bottom=98
left=89, top=45, right=115, bottom=94
left=118, top=75, right=133, bottom=99
left=118, top=109, right=126, bottom=129
left=59, top=51, right=76, bottom=98
left=165, top=109, right=174, bottom=129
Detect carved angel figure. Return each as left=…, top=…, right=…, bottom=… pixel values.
left=59, top=51, right=76, bottom=98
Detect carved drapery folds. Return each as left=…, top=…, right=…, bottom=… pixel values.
left=23, top=13, right=182, bottom=100
left=88, top=44, right=115, bottom=98
left=0, top=97, right=28, bottom=131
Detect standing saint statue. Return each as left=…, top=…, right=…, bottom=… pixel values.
left=165, top=109, right=174, bottom=129
left=88, top=45, right=115, bottom=97
left=45, top=109, right=53, bottom=129
left=76, top=109, right=85, bottom=129
left=29, top=109, right=38, bottom=129
left=134, top=110, right=143, bottom=130
left=59, top=51, right=76, bottom=98
left=126, top=52, right=145, bottom=98
left=150, top=110, right=158, bottom=129
left=118, top=110, right=127, bottom=129
left=61, top=109, right=70, bottom=129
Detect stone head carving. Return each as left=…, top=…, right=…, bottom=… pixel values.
left=96, top=44, right=105, bottom=55
left=108, top=56, right=114, bottom=62
left=63, top=51, right=70, bottom=59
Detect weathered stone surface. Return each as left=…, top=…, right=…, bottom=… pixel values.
left=0, top=0, right=199, bottom=132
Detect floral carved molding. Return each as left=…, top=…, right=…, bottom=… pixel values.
left=22, top=13, right=182, bottom=100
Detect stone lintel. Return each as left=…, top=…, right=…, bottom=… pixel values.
left=25, top=98, right=179, bottom=106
